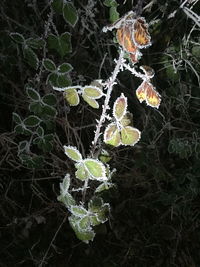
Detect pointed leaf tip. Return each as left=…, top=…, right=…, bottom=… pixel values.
left=64, top=146, right=82, bottom=162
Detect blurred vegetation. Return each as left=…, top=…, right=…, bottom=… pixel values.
left=0, top=0, right=200, bottom=266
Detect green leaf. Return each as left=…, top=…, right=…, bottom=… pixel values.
left=23, top=46, right=39, bottom=70
left=42, top=105, right=57, bottom=117
left=26, top=87, right=40, bottom=101
left=15, top=124, right=32, bottom=135
left=47, top=72, right=58, bottom=87
left=33, top=137, right=40, bottom=145
left=44, top=141, right=53, bottom=152
left=88, top=197, right=104, bottom=212
left=109, top=6, right=119, bottom=23
left=10, top=32, right=25, bottom=44
left=88, top=198, right=109, bottom=224
left=79, top=216, right=90, bottom=230
left=64, top=145, right=82, bottom=162
left=13, top=112, right=22, bottom=124
left=26, top=38, right=45, bottom=49
left=120, top=112, right=133, bottom=127
left=83, top=86, right=103, bottom=99
left=58, top=63, right=73, bottom=73
left=89, top=214, right=100, bottom=226
left=104, top=123, right=121, bottom=147
left=113, top=93, right=127, bottom=121
left=82, top=93, right=99, bottom=109
left=29, top=101, right=43, bottom=114
left=69, top=215, right=95, bottom=243
left=44, top=134, right=53, bottom=142
left=60, top=174, right=71, bottom=195
left=99, top=149, right=111, bottom=163
left=42, top=94, right=57, bottom=106
left=75, top=163, right=88, bottom=181
left=63, top=2, right=78, bottom=27
left=44, top=119, right=55, bottom=130
left=95, top=182, right=114, bottom=193
left=166, top=66, right=179, bottom=83
left=58, top=192, right=76, bottom=207
left=83, top=159, right=107, bottom=180
left=43, top=59, right=56, bottom=71
left=120, top=126, right=141, bottom=146
left=24, top=155, right=44, bottom=169
left=23, top=115, right=41, bottom=127
left=57, top=74, right=72, bottom=87
left=18, top=140, right=29, bottom=153
left=36, top=126, right=44, bottom=137
left=103, top=0, right=118, bottom=7
left=96, top=204, right=110, bottom=223
left=24, top=128, right=33, bottom=136
left=52, top=0, right=63, bottom=14
left=74, top=227, right=95, bottom=244
left=48, top=73, right=72, bottom=88
left=70, top=205, right=88, bottom=218
left=47, top=32, right=72, bottom=57
left=63, top=88, right=80, bottom=106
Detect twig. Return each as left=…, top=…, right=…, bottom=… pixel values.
left=91, top=49, right=125, bottom=154
left=39, top=215, right=67, bottom=267
left=182, top=6, right=200, bottom=27
left=134, top=0, right=145, bottom=16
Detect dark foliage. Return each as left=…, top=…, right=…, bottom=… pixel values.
left=1, top=0, right=200, bottom=266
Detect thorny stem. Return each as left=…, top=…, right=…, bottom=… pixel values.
left=82, top=50, right=124, bottom=203
left=91, top=49, right=125, bottom=155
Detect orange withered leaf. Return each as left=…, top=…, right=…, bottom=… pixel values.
left=136, top=81, right=161, bottom=108
left=133, top=18, right=151, bottom=48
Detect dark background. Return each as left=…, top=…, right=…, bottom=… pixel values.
left=1, top=0, right=200, bottom=266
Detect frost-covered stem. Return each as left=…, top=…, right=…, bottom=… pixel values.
left=123, top=63, right=144, bottom=79
left=91, top=49, right=125, bottom=154
left=82, top=177, right=89, bottom=203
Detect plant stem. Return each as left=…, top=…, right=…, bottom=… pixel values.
left=91, top=49, right=124, bottom=155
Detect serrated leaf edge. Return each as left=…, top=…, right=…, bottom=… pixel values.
left=82, top=86, right=104, bottom=99
left=83, top=159, right=107, bottom=181
left=120, top=126, right=141, bottom=146
left=113, top=93, right=127, bottom=121
left=63, top=145, right=82, bottom=162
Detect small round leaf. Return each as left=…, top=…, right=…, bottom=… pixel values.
left=57, top=74, right=72, bottom=87
left=23, top=47, right=39, bottom=70
left=83, top=86, right=103, bottom=99
left=42, top=94, right=57, bottom=106
left=26, top=87, right=40, bottom=101
left=64, top=88, right=80, bottom=106
left=23, top=115, right=41, bottom=127
left=113, top=93, right=127, bottom=121
left=43, top=58, right=56, bottom=71
left=75, top=163, right=88, bottom=181
left=120, top=112, right=133, bottom=127
left=70, top=205, right=88, bottom=218
left=58, top=63, right=73, bottom=73
left=120, top=126, right=141, bottom=146
left=82, top=93, right=99, bottom=109
left=63, top=2, right=78, bottom=27
left=36, top=126, right=44, bottom=137
left=104, top=123, right=121, bottom=147
left=64, top=145, right=82, bottom=162
left=83, top=159, right=107, bottom=180
left=57, top=192, right=76, bottom=208
left=10, top=32, right=25, bottom=44
left=13, top=112, right=22, bottom=124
